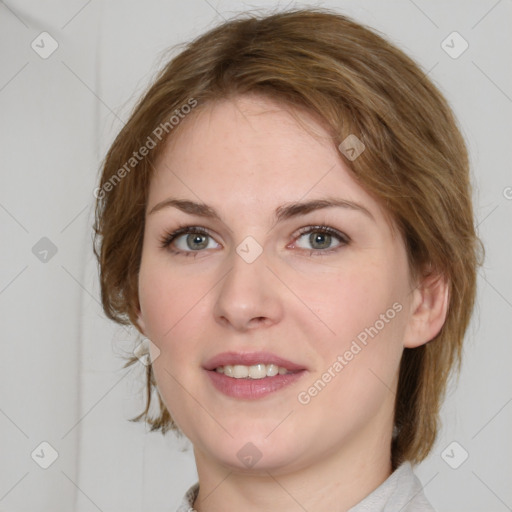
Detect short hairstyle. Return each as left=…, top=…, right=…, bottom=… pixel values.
left=93, top=8, right=483, bottom=469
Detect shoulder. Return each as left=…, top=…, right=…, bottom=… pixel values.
left=348, top=462, right=436, bottom=512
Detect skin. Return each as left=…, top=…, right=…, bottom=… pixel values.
left=136, top=94, right=448, bottom=512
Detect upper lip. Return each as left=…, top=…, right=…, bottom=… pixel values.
left=203, top=351, right=306, bottom=372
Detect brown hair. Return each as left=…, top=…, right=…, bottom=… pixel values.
left=93, top=8, right=483, bottom=469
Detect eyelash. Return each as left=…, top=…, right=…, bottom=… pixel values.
left=158, top=223, right=351, bottom=258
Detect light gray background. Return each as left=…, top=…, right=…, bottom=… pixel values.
left=0, top=1, right=511, bottom=511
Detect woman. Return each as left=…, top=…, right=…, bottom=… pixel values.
left=93, top=8, right=482, bottom=511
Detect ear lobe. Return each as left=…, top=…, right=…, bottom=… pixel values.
left=403, top=272, right=449, bottom=349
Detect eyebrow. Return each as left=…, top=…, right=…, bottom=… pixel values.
left=148, top=197, right=374, bottom=223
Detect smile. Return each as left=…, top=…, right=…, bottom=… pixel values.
left=204, top=351, right=307, bottom=399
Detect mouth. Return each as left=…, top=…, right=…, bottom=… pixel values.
left=203, top=351, right=307, bottom=399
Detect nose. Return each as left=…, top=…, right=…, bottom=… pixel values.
left=213, top=245, right=284, bottom=332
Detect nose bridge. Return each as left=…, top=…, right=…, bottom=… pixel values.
left=213, top=240, right=281, bottom=329
left=222, top=239, right=269, bottom=305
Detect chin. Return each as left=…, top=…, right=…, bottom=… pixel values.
left=195, top=426, right=308, bottom=473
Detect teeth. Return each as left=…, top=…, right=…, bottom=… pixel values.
left=266, top=364, right=279, bottom=377
left=233, top=365, right=249, bottom=378
left=215, top=363, right=291, bottom=379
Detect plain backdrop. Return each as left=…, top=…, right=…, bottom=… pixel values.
left=0, top=1, right=511, bottom=511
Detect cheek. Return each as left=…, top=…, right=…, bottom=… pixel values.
left=295, top=274, right=406, bottom=422
left=291, top=256, right=410, bottom=399
left=137, top=251, right=205, bottom=341
left=293, top=258, right=404, bottom=339
left=137, top=260, right=207, bottom=426
left=137, top=255, right=216, bottom=407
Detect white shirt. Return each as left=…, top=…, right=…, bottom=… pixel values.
left=176, top=461, right=435, bottom=511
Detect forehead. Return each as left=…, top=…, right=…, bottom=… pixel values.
left=148, top=95, right=385, bottom=224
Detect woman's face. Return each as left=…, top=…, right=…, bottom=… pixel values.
left=137, top=95, right=415, bottom=474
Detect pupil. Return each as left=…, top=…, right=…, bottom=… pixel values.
left=311, top=232, right=330, bottom=249
left=188, top=234, right=207, bottom=250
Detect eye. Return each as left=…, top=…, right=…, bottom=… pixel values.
left=292, top=225, right=350, bottom=254
left=159, top=226, right=220, bottom=257
left=159, top=224, right=350, bottom=258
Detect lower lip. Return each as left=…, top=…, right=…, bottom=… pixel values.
left=205, top=369, right=306, bottom=399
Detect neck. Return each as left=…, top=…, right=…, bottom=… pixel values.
left=192, top=422, right=393, bottom=512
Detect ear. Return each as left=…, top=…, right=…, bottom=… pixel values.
left=403, top=270, right=449, bottom=348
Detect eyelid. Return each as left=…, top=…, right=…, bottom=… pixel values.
left=289, top=225, right=350, bottom=255
left=293, top=225, right=350, bottom=244
left=158, top=225, right=218, bottom=249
